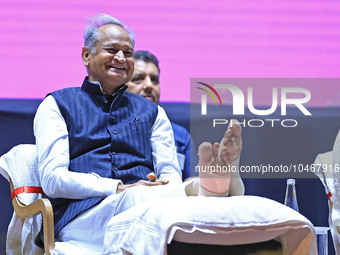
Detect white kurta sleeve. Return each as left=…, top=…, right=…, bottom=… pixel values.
left=34, top=95, right=121, bottom=199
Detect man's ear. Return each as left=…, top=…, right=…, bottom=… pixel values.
left=82, top=47, right=91, bottom=67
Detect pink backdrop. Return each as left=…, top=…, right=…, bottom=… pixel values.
left=0, top=0, right=339, bottom=104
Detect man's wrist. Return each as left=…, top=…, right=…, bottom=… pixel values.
left=101, top=178, right=122, bottom=196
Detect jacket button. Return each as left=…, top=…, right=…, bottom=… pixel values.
left=112, top=131, right=118, bottom=134
left=109, top=116, right=116, bottom=124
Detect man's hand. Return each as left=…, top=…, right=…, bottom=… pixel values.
left=146, top=172, right=169, bottom=184
left=116, top=173, right=169, bottom=194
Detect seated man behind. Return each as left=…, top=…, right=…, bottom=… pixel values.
left=126, top=50, right=197, bottom=180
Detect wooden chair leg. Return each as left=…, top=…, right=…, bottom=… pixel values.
left=10, top=178, right=55, bottom=254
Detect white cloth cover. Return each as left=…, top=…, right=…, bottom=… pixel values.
left=314, top=150, right=340, bottom=254
left=332, top=129, right=340, bottom=232
left=0, top=144, right=44, bottom=255
left=0, top=144, right=105, bottom=255
left=103, top=195, right=316, bottom=255
left=314, top=128, right=340, bottom=254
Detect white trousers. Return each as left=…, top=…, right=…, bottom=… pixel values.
left=55, top=183, right=187, bottom=254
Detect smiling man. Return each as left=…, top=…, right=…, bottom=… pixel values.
left=82, top=24, right=135, bottom=94
left=34, top=14, right=183, bottom=252
left=33, top=14, right=243, bottom=254
left=127, top=50, right=196, bottom=179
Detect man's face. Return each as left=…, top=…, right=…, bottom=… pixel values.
left=127, top=60, right=160, bottom=104
left=82, top=24, right=135, bottom=94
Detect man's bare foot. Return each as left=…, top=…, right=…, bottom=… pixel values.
left=198, top=119, right=242, bottom=194
left=219, top=119, right=242, bottom=165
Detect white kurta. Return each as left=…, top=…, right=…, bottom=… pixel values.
left=33, top=92, right=183, bottom=254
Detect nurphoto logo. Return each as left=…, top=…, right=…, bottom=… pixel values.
left=194, top=80, right=312, bottom=128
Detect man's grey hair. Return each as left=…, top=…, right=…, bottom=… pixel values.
left=83, top=14, right=135, bottom=54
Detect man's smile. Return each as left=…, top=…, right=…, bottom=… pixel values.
left=109, top=65, right=126, bottom=71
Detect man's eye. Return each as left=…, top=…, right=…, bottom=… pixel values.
left=125, top=51, right=133, bottom=57
left=151, top=78, right=159, bottom=84
left=132, top=77, right=143, bottom=83
left=106, top=48, right=116, bottom=54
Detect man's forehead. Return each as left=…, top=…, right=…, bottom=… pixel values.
left=102, top=41, right=133, bottom=50
left=135, top=60, right=159, bottom=72
left=98, top=24, right=133, bottom=47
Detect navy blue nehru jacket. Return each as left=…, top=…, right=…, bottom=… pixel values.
left=48, top=77, right=158, bottom=236
left=171, top=122, right=191, bottom=179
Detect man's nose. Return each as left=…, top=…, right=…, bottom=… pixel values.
left=113, top=50, right=126, bottom=63
left=143, top=77, right=153, bottom=90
